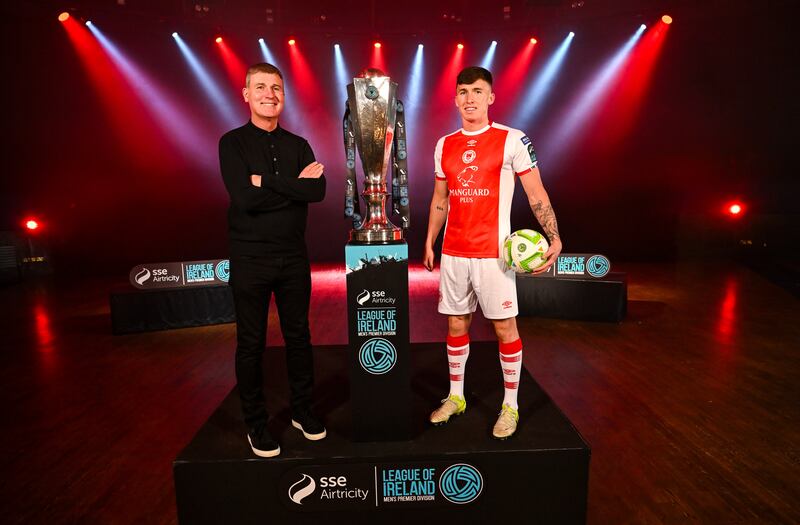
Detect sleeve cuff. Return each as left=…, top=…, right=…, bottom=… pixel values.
left=515, top=168, right=532, bottom=177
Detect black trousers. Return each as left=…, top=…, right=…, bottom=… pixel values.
left=229, top=254, right=313, bottom=429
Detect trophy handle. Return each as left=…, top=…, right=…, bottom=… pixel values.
left=343, top=103, right=363, bottom=230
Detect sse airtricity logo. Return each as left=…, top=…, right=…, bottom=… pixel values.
left=356, top=289, right=371, bottom=305
left=439, top=464, right=483, bottom=504
left=288, top=474, right=316, bottom=505
left=215, top=260, right=230, bottom=282
left=134, top=267, right=151, bottom=285
left=586, top=255, right=610, bottom=278
left=358, top=337, right=397, bottom=375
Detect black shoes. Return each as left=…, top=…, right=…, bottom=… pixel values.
left=291, top=410, right=327, bottom=441
left=247, top=424, right=281, bottom=458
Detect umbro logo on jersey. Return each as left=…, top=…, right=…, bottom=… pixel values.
left=502, top=301, right=514, bottom=309
left=462, top=150, right=476, bottom=163
left=467, top=139, right=478, bottom=147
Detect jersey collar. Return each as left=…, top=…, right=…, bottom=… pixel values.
left=460, top=121, right=492, bottom=136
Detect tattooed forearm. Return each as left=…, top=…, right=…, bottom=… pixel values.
left=436, top=205, right=446, bottom=212
left=532, top=200, right=560, bottom=241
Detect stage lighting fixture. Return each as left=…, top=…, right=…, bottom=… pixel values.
left=457, top=43, right=464, bottom=49
left=215, top=36, right=223, bottom=44
left=172, top=32, right=178, bottom=38
left=374, top=42, right=382, bottom=48
left=727, top=203, right=744, bottom=216
left=569, top=31, right=575, bottom=37
left=86, top=20, right=93, bottom=26
left=58, top=12, right=70, bottom=22
left=335, top=43, right=340, bottom=48
left=259, top=38, right=265, bottom=43
left=662, top=15, right=673, bottom=25
left=530, top=38, right=538, bottom=44
left=288, top=38, right=296, bottom=46
left=25, top=219, right=39, bottom=231
left=492, top=40, right=497, bottom=45
left=418, top=44, right=423, bottom=49
left=640, top=24, right=646, bottom=30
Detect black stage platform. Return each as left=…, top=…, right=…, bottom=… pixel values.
left=174, top=342, right=590, bottom=524
left=109, top=284, right=234, bottom=334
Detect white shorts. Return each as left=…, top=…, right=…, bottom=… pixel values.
left=438, top=254, right=519, bottom=319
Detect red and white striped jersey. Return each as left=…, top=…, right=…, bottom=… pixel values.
left=434, top=122, right=537, bottom=258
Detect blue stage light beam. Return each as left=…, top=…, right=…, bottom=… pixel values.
left=404, top=44, right=425, bottom=139
left=259, top=38, right=278, bottom=66
left=513, top=32, right=574, bottom=130
left=480, top=40, right=498, bottom=69
left=544, top=25, right=646, bottom=164
left=86, top=24, right=215, bottom=163
left=172, top=32, right=241, bottom=128
left=333, top=44, right=350, bottom=106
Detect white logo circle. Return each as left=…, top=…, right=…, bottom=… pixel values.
left=462, top=150, right=476, bottom=163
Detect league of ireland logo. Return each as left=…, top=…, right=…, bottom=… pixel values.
left=586, top=255, right=611, bottom=278
left=439, top=463, right=483, bottom=504
left=215, top=260, right=230, bottom=282
left=358, top=337, right=397, bottom=375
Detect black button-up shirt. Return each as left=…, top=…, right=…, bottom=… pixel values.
left=219, top=121, right=326, bottom=257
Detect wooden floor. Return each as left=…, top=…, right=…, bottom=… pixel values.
left=1, top=261, right=799, bottom=524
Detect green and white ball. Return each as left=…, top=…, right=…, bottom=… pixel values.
left=504, top=229, right=549, bottom=273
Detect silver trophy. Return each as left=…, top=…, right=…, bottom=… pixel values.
left=344, top=69, right=410, bottom=243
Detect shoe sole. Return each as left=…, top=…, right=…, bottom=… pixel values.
left=492, top=432, right=516, bottom=440
left=291, top=420, right=327, bottom=441
left=247, top=435, right=280, bottom=457
left=430, top=410, right=465, bottom=426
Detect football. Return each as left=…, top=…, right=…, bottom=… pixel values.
left=504, top=229, right=549, bottom=273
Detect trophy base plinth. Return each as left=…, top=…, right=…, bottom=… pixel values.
left=349, top=228, right=404, bottom=243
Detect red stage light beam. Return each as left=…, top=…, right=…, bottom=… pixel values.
left=58, top=12, right=70, bottom=22
left=25, top=219, right=39, bottom=231
left=662, top=15, right=673, bottom=25
left=370, top=40, right=386, bottom=71
left=493, top=38, right=539, bottom=118
left=288, top=38, right=296, bottom=46
left=215, top=39, right=248, bottom=89
left=59, top=16, right=168, bottom=167
left=595, top=19, right=672, bottom=149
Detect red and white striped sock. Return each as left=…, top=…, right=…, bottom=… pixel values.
left=447, top=334, right=470, bottom=398
left=499, top=339, right=523, bottom=409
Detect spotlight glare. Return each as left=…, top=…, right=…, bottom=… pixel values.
left=334, top=43, right=340, bottom=49
left=492, top=40, right=497, bottom=45
left=25, top=219, right=39, bottom=231
left=215, top=36, right=223, bottom=44
left=662, top=15, right=673, bottom=25
left=172, top=32, right=178, bottom=38
left=640, top=24, right=646, bottom=30
left=288, top=38, right=296, bottom=46
left=86, top=20, right=93, bottom=26
left=259, top=38, right=264, bottom=43
left=457, top=43, right=464, bottom=49
left=530, top=37, right=538, bottom=44
left=727, top=202, right=744, bottom=216
left=569, top=31, right=575, bottom=37
left=374, top=42, right=381, bottom=48
left=418, top=43, right=423, bottom=48
left=58, top=12, right=70, bottom=22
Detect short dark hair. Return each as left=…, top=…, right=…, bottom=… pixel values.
left=246, top=63, right=283, bottom=87
left=456, top=66, right=493, bottom=88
